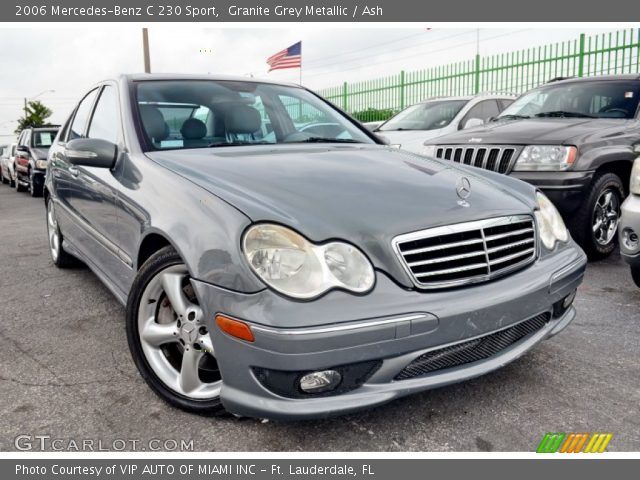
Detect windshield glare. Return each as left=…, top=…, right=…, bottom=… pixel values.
left=135, top=80, right=373, bottom=150
left=498, top=81, right=640, bottom=120
left=378, top=100, right=468, bottom=131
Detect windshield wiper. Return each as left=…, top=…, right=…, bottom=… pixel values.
left=494, top=114, right=530, bottom=121
left=379, top=127, right=417, bottom=131
left=535, top=111, right=594, bottom=118
left=291, top=137, right=363, bottom=144
left=207, top=141, right=271, bottom=147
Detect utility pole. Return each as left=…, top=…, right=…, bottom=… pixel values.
left=142, top=28, right=151, bottom=73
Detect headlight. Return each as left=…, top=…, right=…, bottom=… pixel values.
left=36, top=160, right=48, bottom=169
left=243, top=224, right=375, bottom=299
left=534, top=192, right=569, bottom=250
left=422, top=145, right=436, bottom=157
left=630, top=158, right=640, bottom=195
left=513, top=145, right=577, bottom=171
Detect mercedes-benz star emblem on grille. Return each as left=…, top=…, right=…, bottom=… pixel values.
left=456, top=177, right=471, bottom=207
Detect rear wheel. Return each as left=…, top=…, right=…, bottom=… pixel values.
left=29, top=170, right=43, bottom=197
left=569, top=172, right=624, bottom=260
left=126, top=246, right=225, bottom=415
left=1, top=167, right=8, bottom=185
left=46, top=198, right=76, bottom=268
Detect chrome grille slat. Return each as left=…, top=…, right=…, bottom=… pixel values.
left=432, top=145, right=520, bottom=174
left=393, top=215, right=537, bottom=289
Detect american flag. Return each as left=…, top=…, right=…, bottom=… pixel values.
left=267, top=42, right=302, bottom=72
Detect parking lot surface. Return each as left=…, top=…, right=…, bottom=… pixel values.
left=0, top=185, right=638, bottom=452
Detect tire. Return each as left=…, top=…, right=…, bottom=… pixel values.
left=1, top=167, right=8, bottom=185
left=568, top=172, right=624, bottom=261
left=8, top=165, right=15, bottom=188
left=126, top=246, right=225, bottom=415
left=46, top=197, right=76, bottom=268
left=631, top=266, right=640, bottom=288
left=29, top=170, right=43, bottom=197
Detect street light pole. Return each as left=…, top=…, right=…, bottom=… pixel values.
left=142, top=28, right=151, bottom=73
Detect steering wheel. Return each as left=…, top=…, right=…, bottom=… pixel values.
left=600, top=107, right=628, bottom=116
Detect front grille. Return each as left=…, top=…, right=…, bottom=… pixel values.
left=435, top=145, right=520, bottom=174
left=393, top=215, right=536, bottom=289
left=394, top=312, right=550, bottom=380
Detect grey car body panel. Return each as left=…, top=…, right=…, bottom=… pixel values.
left=619, top=193, right=640, bottom=266
left=44, top=73, right=587, bottom=419
left=147, top=145, right=538, bottom=289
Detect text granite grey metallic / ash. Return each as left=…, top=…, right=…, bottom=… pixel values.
left=43, top=73, right=587, bottom=419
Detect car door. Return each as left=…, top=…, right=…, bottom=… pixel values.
left=66, top=84, right=129, bottom=284
left=15, top=130, right=30, bottom=179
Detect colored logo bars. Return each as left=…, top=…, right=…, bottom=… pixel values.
left=536, top=433, right=613, bottom=453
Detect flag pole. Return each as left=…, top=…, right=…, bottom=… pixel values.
left=299, top=43, right=303, bottom=85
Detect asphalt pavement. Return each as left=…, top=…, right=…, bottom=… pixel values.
left=0, top=184, right=638, bottom=452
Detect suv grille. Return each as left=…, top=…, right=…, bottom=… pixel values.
left=394, top=312, right=550, bottom=380
left=434, top=146, right=520, bottom=173
left=393, top=215, right=536, bottom=289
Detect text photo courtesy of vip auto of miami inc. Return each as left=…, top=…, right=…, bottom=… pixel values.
left=0, top=2, right=639, bottom=473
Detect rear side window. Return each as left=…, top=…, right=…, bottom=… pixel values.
left=88, top=86, right=119, bottom=144
left=69, top=88, right=99, bottom=140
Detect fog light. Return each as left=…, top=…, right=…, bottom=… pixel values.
left=563, top=289, right=577, bottom=308
left=622, top=228, right=639, bottom=251
left=299, top=370, right=342, bottom=393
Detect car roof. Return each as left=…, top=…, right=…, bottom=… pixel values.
left=548, top=74, right=640, bottom=85
left=120, top=73, right=301, bottom=88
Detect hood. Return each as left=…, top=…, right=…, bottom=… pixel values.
left=147, top=144, right=537, bottom=286
left=378, top=129, right=445, bottom=154
left=32, top=147, right=49, bottom=160
left=429, top=118, right=632, bottom=145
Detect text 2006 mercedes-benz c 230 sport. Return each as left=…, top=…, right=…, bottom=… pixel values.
left=44, top=74, right=586, bottom=419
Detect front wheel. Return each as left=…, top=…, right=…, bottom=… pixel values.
left=29, top=170, right=43, bottom=197
left=126, top=246, right=225, bottom=415
left=569, top=172, right=624, bottom=260
left=46, top=198, right=76, bottom=268
left=1, top=167, right=8, bottom=185
left=631, top=266, right=640, bottom=288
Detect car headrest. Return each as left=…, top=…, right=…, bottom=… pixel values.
left=180, top=118, right=207, bottom=140
left=224, top=104, right=261, bottom=134
left=139, top=105, right=168, bottom=141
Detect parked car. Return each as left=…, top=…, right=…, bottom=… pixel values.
left=373, top=94, right=515, bottom=154
left=619, top=155, right=640, bottom=286
left=14, top=126, right=59, bottom=196
left=1, top=143, right=18, bottom=187
left=45, top=74, right=586, bottom=419
left=363, top=120, right=384, bottom=131
left=0, top=144, right=9, bottom=184
left=423, top=75, right=640, bottom=260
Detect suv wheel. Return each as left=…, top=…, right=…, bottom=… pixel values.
left=570, top=172, right=624, bottom=260
left=29, top=170, right=42, bottom=197
left=46, top=198, right=76, bottom=268
left=126, top=246, right=225, bottom=415
left=631, top=266, right=640, bottom=288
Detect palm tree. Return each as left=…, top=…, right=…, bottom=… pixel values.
left=15, top=100, right=53, bottom=134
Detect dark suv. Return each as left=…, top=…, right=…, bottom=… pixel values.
left=423, top=75, right=640, bottom=259
left=15, top=126, right=59, bottom=196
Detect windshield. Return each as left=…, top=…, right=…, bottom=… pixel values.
left=378, top=100, right=468, bottom=131
left=33, top=130, right=57, bottom=148
left=498, top=81, right=640, bottom=120
left=134, top=80, right=374, bottom=150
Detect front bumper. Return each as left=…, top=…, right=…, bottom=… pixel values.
left=193, top=242, right=586, bottom=420
left=511, top=170, right=593, bottom=218
left=619, top=194, right=640, bottom=267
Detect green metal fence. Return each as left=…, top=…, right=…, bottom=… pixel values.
left=318, top=29, right=640, bottom=122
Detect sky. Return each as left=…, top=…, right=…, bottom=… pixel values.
left=0, top=26, right=623, bottom=139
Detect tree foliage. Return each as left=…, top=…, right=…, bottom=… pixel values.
left=15, top=100, right=53, bottom=134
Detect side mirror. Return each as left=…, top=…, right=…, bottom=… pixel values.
left=461, top=118, right=485, bottom=130
left=375, top=134, right=390, bottom=145
left=65, top=138, right=117, bottom=169
left=16, top=145, right=28, bottom=153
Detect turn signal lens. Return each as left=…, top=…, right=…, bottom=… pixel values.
left=215, top=315, right=255, bottom=342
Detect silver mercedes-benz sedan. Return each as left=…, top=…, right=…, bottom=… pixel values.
left=44, top=74, right=586, bottom=419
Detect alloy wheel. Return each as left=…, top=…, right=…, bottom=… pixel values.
left=137, top=265, right=221, bottom=399
left=592, top=188, right=620, bottom=246
left=47, top=200, right=60, bottom=262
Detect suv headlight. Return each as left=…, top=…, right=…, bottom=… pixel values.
left=422, top=145, right=436, bottom=157
left=242, top=224, right=375, bottom=299
left=514, top=145, right=577, bottom=171
left=630, top=158, right=640, bottom=195
left=36, top=160, right=48, bottom=169
left=535, top=192, right=569, bottom=250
